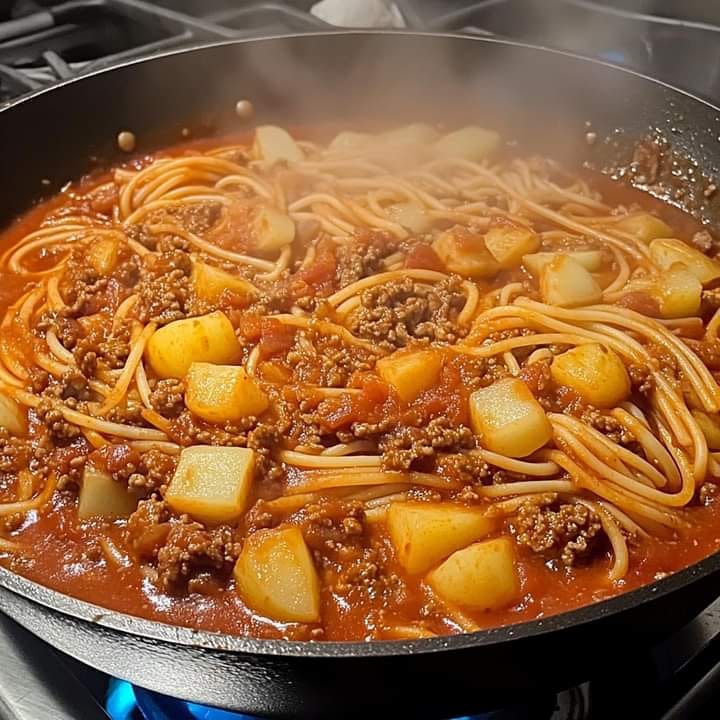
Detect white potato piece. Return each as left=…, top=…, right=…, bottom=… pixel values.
left=654, top=264, right=702, bottom=318
left=650, top=238, right=720, bottom=286
left=192, top=262, right=257, bottom=304
left=434, top=126, right=501, bottom=162
left=0, top=393, right=26, bottom=435
left=550, top=343, right=630, bottom=408
left=376, top=349, right=443, bottom=403
left=252, top=207, right=296, bottom=254
left=254, top=125, right=303, bottom=164
left=145, top=311, right=241, bottom=379
left=616, top=213, right=672, bottom=242
left=388, top=502, right=496, bottom=574
left=87, top=236, right=120, bottom=275
left=428, top=537, right=520, bottom=612
left=484, top=224, right=540, bottom=269
left=522, top=250, right=603, bottom=276
left=328, top=130, right=371, bottom=152
left=234, top=526, right=320, bottom=623
left=78, top=466, right=139, bottom=520
left=185, top=362, right=269, bottom=423
left=380, top=123, right=440, bottom=146
left=166, top=445, right=255, bottom=525
left=469, top=378, right=552, bottom=458
left=540, top=255, right=602, bottom=308
left=432, top=228, right=500, bottom=279
left=386, top=202, right=431, bottom=234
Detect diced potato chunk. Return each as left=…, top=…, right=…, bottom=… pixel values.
left=252, top=207, right=296, bottom=254
left=616, top=213, right=672, bottom=242
left=550, top=343, right=630, bottom=408
left=192, top=262, right=257, bottom=304
left=522, top=250, right=603, bottom=276
left=469, top=378, right=551, bottom=457
left=329, top=130, right=370, bottom=152
left=380, top=123, right=440, bottom=146
left=650, top=238, right=720, bottom=286
left=388, top=502, right=496, bottom=574
left=145, top=311, right=241, bottom=379
left=434, top=126, right=501, bottom=162
left=234, top=526, right=320, bottom=623
left=654, top=264, right=702, bottom=318
left=432, top=228, right=500, bottom=279
left=427, top=537, right=520, bottom=612
left=376, top=350, right=442, bottom=403
left=0, top=393, right=26, bottom=435
left=166, top=445, right=255, bottom=524
left=540, top=255, right=602, bottom=308
left=185, top=362, right=269, bottom=423
left=78, top=466, right=138, bottom=520
left=692, top=410, right=720, bottom=450
left=87, top=235, right=120, bottom=275
left=386, top=202, right=431, bottom=234
left=484, top=224, right=540, bottom=269
left=254, top=125, right=303, bottom=164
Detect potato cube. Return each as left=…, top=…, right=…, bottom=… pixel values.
left=432, top=228, right=500, bottom=279
left=145, top=311, right=241, bottom=379
left=234, top=526, right=320, bottom=623
left=386, top=202, right=431, bottom=234
left=166, top=445, right=255, bottom=525
left=78, top=466, right=139, bottom=520
left=522, top=250, right=603, bottom=277
left=616, top=213, right=672, bottom=242
left=87, top=235, right=120, bottom=275
left=252, top=207, right=296, bottom=255
left=484, top=224, right=540, bottom=269
left=0, top=393, right=26, bottom=435
left=654, top=264, right=702, bottom=318
left=376, top=350, right=442, bottom=403
left=550, top=343, right=630, bottom=408
left=692, top=410, right=720, bottom=450
left=469, top=378, right=551, bottom=457
left=192, top=262, right=257, bottom=304
left=650, top=238, right=720, bottom=286
left=434, top=127, right=501, bottom=162
left=540, top=255, right=602, bottom=308
left=388, top=502, right=496, bottom=574
left=428, top=537, right=520, bottom=612
left=380, top=123, right=440, bottom=146
left=254, top=126, right=303, bottom=164
left=185, top=362, right=269, bottom=423
left=329, top=130, right=371, bottom=152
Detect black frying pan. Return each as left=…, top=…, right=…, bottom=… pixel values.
left=1, top=32, right=720, bottom=718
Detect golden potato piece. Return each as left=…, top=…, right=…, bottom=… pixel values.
left=234, top=526, right=320, bottom=623
left=469, top=378, right=552, bottom=458
left=522, top=250, right=603, bottom=277
left=254, top=125, right=303, bottom=164
left=185, top=362, right=269, bottom=423
left=388, top=502, right=496, bottom=574
left=428, top=537, right=520, bottom=612
left=655, top=264, right=702, bottom=318
left=650, top=238, right=720, bottom=286
left=376, top=349, right=443, bottom=403
left=616, top=213, right=672, bottom=242
left=145, top=311, right=241, bottom=379
left=550, top=343, right=630, bottom=408
left=166, top=445, right=255, bottom=525
left=87, top=235, right=120, bottom=275
left=434, top=127, right=500, bottom=161
left=540, top=255, right=602, bottom=308
left=192, top=262, right=257, bottom=304
left=432, top=228, right=500, bottom=279
left=252, top=207, right=295, bottom=254
left=0, top=393, right=26, bottom=436
left=484, top=224, right=540, bottom=269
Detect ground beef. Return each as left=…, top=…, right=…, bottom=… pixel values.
left=335, top=233, right=399, bottom=288
left=699, top=482, right=718, bottom=506
left=436, top=452, right=490, bottom=485
left=690, top=229, right=720, bottom=257
left=349, top=276, right=467, bottom=350
left=380, top=417, right=476, bottom=471
left=134, top=247, right=192, bottom=325
left=34, top=400, right=81, bottom=443
left=150, top=378, right=185, bottom=418
left=73, top=322, right=130, bottom=376
left=154, top=202, right=222, bottom=235
left=510, top=500, right=602, bottom=566
left=628, top=363, right=655, bottom=395
left=156, top=519, right=241, bottom=589
left=286, top=332, right=375, bottom=388
left=580, top=407, right=636, bottom=448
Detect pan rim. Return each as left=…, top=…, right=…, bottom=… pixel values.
left=1, top=29, right=720, bottom=659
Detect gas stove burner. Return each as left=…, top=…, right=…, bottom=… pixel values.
left=106, top=679, right=572, bottom=720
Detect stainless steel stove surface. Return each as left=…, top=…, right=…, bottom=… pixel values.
left=2, top=1, right=720, bottom=718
